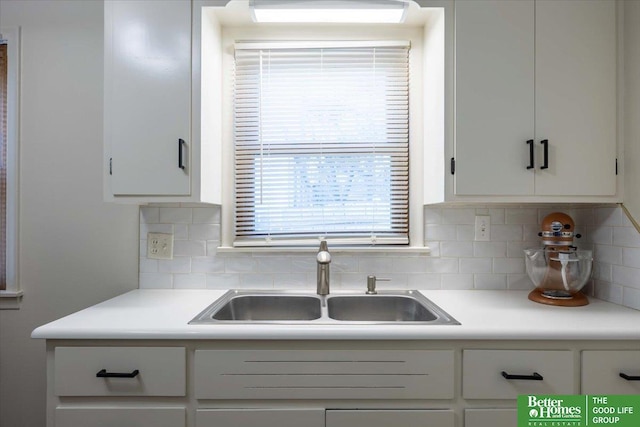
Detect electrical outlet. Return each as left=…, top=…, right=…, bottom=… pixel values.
left=147, top=232, right=174, bottom=260
left=474, top=215, right=491, bottom=241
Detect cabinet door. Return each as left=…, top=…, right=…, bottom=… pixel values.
left=326, top=410, right=454, bottom=427
left=105, top=0, right=191, bottom=196
left=465, top=409, right=517, bottom=427
left=534, top=0, right=616, bottom=196
left=56, top=407, right=184, bottom=427
left=582, top=351, right=640, bottom=394
left=196, top=409, right=324, bottom=427
left=463, top=350, right=575, bottom=399
left=454, top=0, right=535, bottom=196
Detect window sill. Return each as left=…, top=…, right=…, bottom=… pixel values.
left=0, top=290, right=23, bottom=310
left=217, top=246, right=431, bottom=254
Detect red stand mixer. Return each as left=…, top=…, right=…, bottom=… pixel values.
left=524, top=212, right=593, bottom=307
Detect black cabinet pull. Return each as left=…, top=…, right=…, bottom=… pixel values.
left=526, top=139, right=534, bottom=169
left=178, top=138, right=186, bottom=170
left=96, top=369, right=140, bottom=378
left=620, top=372, right=640, bottom=381
left=540, top=139, right=549, bottom=170
left=501, top=371, right=543, bottom=381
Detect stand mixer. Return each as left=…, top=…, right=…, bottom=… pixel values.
left=524, top=212, right=593, bottom=307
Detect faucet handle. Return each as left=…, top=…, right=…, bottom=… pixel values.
left=366, top=275, right=389, bottom=295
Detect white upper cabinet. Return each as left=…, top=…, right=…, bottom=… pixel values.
left=104, top=1, right=221, bottom=203
left=105, top=0, right=191, bottom=197
left=453, top=0, right=618, bottom=200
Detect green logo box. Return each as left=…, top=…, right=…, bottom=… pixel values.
left=518, top=395, right=640, bottom=427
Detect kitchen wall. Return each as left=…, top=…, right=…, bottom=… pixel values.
left=138, top=204, right=640, bottom=311
left=0, top=2, right=139, bottom=427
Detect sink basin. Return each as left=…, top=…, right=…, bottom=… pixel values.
left=327, top=295, right=437, bottom=322
left=189, top=290, right=459, bottom=325
left=190, top=292, right=322, bottom=323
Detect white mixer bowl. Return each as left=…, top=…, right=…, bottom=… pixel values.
left=524, top=248, right=593, bottom=295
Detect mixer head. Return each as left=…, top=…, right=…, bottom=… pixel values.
left=539, top=212, right=576, bottom=248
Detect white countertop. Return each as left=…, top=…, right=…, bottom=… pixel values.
left=31, top=289, right=640, bottom=341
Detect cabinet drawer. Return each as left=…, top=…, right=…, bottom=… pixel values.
left=196, top=409, right=325, bottom=427
left=56, top=407, right=185, bottom=427
left=326, top=410, right=454, bottom=427
left=582, top=351, right=640, bottom=394
left=54, top=347, right=185, bottom=396
left=465, top=409, right=517, bottom=427
left=463, top=350, right=574, bottom=399
left=195, top=349, right=454, bottom=400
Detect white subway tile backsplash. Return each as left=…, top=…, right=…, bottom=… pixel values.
left=491, top=224, right=523, bottom=241
left=174, top=274, right=206, bottom=289
left=613, top=226, right=640, bottom=248
left=442, top=208, right=475, bottom=224
left=595, top=245, right=623, bottom=266
left=425, top=224, right=457, bottom=241
left=493, top=258, right=524, bottom=274
left=473, top=241, right=506, bottom=258
left=206, top=273, right=240, bottom=289
left=441, top=241, right=473, bottom=257
left=623, top=247, right=640, bottom=268
left=474, top=274, right=507, bottom=290
left=506, top=208, right=538, bottom=224
left=159, top=207, right=192, bottom=224
left=137, top=203, right=640, bottom=311
left=173, top=240, right=207, bottom=257
left=459, top=258, right=492, bottom=274
left=441, top=274, right=473, bottom=290
left=139, top=272, right=172, bottom=289
left=622, top=287, right=640, bottom=311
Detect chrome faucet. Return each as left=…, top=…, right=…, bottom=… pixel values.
left=316, top=240, right=331, bottom=295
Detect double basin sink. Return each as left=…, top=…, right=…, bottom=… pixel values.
left=189, top=290, right=459, bottom=325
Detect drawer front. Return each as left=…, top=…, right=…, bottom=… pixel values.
left=326, top=410, right=455, bottom=427
left=463, top=350, right=574, bottom=399
left=465, top=409, right=517, bottom=427
left=56, top=407, right=185, bottom=427
left=54, top=347, right=185, bottom=396
left=582, top=351, right=640, bottom=394
left=195, top=349, right=454, bottom=400
left=196, top=409, right=325, bottom=427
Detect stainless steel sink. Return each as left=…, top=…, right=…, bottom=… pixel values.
left=190, top=292, right=322, bottom=323
left=327, top=294, right=437, bottom=322
left=189, top=290, right=459, bottom=325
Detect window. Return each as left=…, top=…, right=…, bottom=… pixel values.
left=0, top=41, right=7, bottom=289
left=233, top=41, right=409, bottom=247
left=0, top=27, right=20, bottom=304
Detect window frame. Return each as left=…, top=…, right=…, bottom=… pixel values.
left=0, top=27, right=21, bottom=308
left=232, top=41, right=411, bottom=247
left=218, top=25, right=425, bottom=251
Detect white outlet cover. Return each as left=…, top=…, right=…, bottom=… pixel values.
left=147, top=232, right=174, bottom=260
left=474, top=215, right=491, bottom=241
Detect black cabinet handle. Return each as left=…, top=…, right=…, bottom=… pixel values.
left=540, top=139, right=549, bottom=170
left=178, top=138, right=186, bottom=170
left=620, top=372, right=640, bottom=381
left=501, top=371, right=543, bottom=381
left=96, top=369, right=140, bottom=378
left=526, top=139, right=534, bottom=169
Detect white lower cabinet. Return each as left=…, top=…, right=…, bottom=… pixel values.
left=196, top=409, right=324, bottom=427
left=55, top=407, right=185, bottom=427
left=326, top=409, right=454, bottom=427
left=582, top=351, right=640, bottom=394
left=463, top=350, right=575, bottom=399
left=464, top=409, right=516, bottom=427
left=44, top=342, right=640, bottom=427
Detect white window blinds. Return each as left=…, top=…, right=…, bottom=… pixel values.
left=233, top=41, right=409, bottom=247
